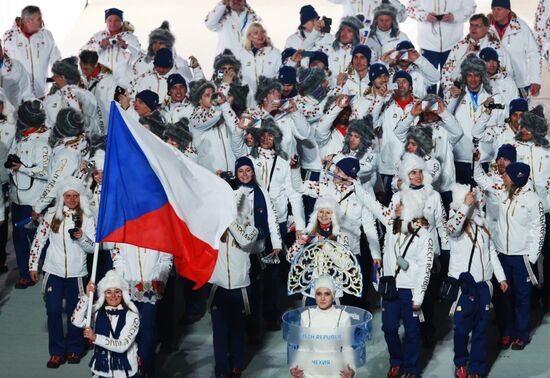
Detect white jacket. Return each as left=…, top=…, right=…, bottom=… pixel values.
left=394, top=111, right=463, bottom=192
left=0, top=114, right=16, bottom=184
left=71, top=297, right=140, bottom=378
left=447, top=206, right=506, bottom=283
left=83, top=68, right=117, bottom=135
left=34, top=136, right=89, bottom=213
left=81, top=30, right=141, bottom=84
left=44, top=85, right=99, bottom=134
left=474, top=161, right=545, bottom=263
left=292, top=170, right=381, bottom=257
left=473, top=163, right=503, bottom=238
left=205, top=2, right=262, bottom=55
left=323, top=43, right=354, bottom=76
left=9, top=129, right=51, bottom=206
left=366, top=29, right=410, bottom=60
left=111, top=243, right=173, bottom=304
left=489, top=72, right=519, bottom=112
left=489, top=16, right=541, bottom=88
left=515, top=141, right=550, bottom=213
left=130, top=52, right=204, bottom=85
left=190, top=102, right=238, bottom=173
left=3, top=24, right=61, bottom=98
left=441, top=32, right=513, bottom=92
left=447, top=87, right=506, bottom=163
left=128, top=68, right=176, bottom=106
left=251, top=148, right=305, bottom=230
left=285, top=29, right=333, bottom=52
left=29, top=206, right=95, bottom=277
left=236, top=46, right=281, bottom=107
left=330, top=0, right=407, bottom=22
left=406, top=0, right=476, bottom=52
left=376, top=97, right=413, bottom=175
left=160, top=98, right=194, bottom=123
left=0, top=55, right=33, bottom=107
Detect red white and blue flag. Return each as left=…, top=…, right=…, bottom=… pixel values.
left=96, top=102, right=236, bottom=288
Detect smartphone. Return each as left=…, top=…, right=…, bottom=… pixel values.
left=422, top=100, right=438, bottom=111
left=301, top=51, right=316, bottom=58
left=216, top=70, right=224, bottom=80
left=388, top=83, right=398, bottom=90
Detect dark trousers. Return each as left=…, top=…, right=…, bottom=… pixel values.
left=11, top=203, right=35, bottom=281
left=43, top=274, right=85, bottom=356
left=0, top=183, right=8, bottom=267
left=134, top=301, right=158, bottom=375
left=382, top=289, right=421, bottom=375
left=210, top=285, right=249, bottom=376
left=183, top=276, right=206, bottom=317
left=499, top=254, right=533, bottom=341
left=380, top=174, right=394, bottom=206
left=301, top=169, right=320, bottom=222
left=453, top=281, right=491, bottom=375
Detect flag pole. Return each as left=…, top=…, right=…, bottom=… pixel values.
left=85, top=243, right=100, bottom=327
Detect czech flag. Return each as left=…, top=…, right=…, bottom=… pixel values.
left=96, top=102, right=236, bottom=288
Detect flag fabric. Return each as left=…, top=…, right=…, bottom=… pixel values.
left=96, top=102, right=236, bottom=288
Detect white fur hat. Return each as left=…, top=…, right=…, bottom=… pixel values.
left=399, top=188, right=425, bottom=232
left=90, top=150, right=105, bottom=172
left=305, top=197, right=342, bottom=236
left=54, top=176, right=93, bottom=221
left=398, top=152, right=433, bottom=189
left=450, top=183, right=482, bottom=211
left=94, top=270, right=138, bottom=313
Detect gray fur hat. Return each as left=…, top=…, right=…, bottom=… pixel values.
left=517, top=105, right=549, bottom=147
left=228, top=83, right=250, bottom=115
left=148, top=21, right=174, bottom=58
left=188, top=79, right=216, bottom=107
left=297, top=68, right=326, bottom=98
left=17, top=100, right=45, bottom=130
left=49, top=108, right=85, bottom=147
left=332, top=16, right=363, bottom=50
left=342, top=116, right=375, bottom=158
left=139, top=110, right=166, bottom=138
left=459, top=54, right=492, bottom=94
left=51, top=56, right=81, bottom=85
left=213, top=49, right=242, bottom=74
left=255, top=76, right=282, bottom=104
left=163, top=118, right=193, bottom=150
left=406, top=125, right=433, bottom=157
left=251, top=117, right=287, bottom=159
left=370, top=3, right=399, bottom=38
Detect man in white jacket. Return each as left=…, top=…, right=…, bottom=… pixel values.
left=2, top=5, right=61, bottom=98
left=479, top=47, right=518, bottom=112
left=489, top=0, right=542, bottom=96
left=329, top=0, right=407, bottom=25
left=366, top=3, right=410, bottom=59
left=205, top=0, right=262, bottom=55
left=407, top=0, right=476, bottom=76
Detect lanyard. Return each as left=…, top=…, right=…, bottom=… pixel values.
left=241, top=11, right=249, bottom=33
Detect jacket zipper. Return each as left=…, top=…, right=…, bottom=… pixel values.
left=63, top=218, right=67, bottom=277
left=505, top=200, right=512, bottom=254
left=137, top=248, right=144, bottom=284
left=226, top=238, right=231, bottom=289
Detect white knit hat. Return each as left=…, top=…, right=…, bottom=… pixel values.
left=54, top=176, right=93, bottom=221
left=94, top=270, right=138, bottom=313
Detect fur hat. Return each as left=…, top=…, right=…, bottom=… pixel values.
left=147, top=21, right=174, bottom=58
left=332, top=16, right=363, bottom=50
left=459, top=54, right=492, bottom=94
left=406, top=126, right=433, bottom=157
left=16, top=100, right=45, bottom=138
left=517, top=105, right=549, bottom=147
left=305, top=197, right=342, bottom=236
left=54, top=176, right=92, bottom=222
left=370, top=3, right=399, bottom=38
left=139, top=110, right=165, bottom=138
left=90, top=149, right=105, bottom=172
left=95, top=270, right=139, bottom=313
left=342, top=116, right=375, bottom=158
left=450, top=183, right=483, bottom=212
left=213, top=49, right=242, bottom=74
left=163, top=118, right=193, bottom=150
left=49, top=108, right=85, bottom=147
left=188, top=79, right=216, bottom=107
left=51, top=56, right=81, bottom=85
left=251, top=117, right=287, bottom=159
left=88, top=133, right=107, bottom=155
left=398, top=152, right=433, bottom=189
left=297, top=68, right=326, bottom=100
left=255, top=76, right=282, bottom=104
left=399, top=188, right=426, bottom=231
left=228, top=83, right=250, bottom=115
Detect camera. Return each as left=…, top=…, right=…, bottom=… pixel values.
left=435, top=14, right=445, bottom=21
left=453, top=80, right=462, bottom=89
left=396, top=256, right=410, bottom=271
left=114, top=85, right=126, bottom=101
left=320, top=16, right=332, bottom=34
left=387, top=83, right=398, bottom=90
left=109, top=37, right=118, bottom=45
left=219, top=171, right=234, bottom=182
left=422, top=100, right=439, bottom=111
left=486, top=103, right=505, bottom=110
left=211, top=92, right=220, bottom=105
left=471, top=43, right=480, bottom=52
left=216, top=69, right=224, bottom=81
left=4, top=154, right=22, bottom=169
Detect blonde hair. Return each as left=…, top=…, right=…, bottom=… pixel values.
left=244, top=22, right=272, bottom=51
